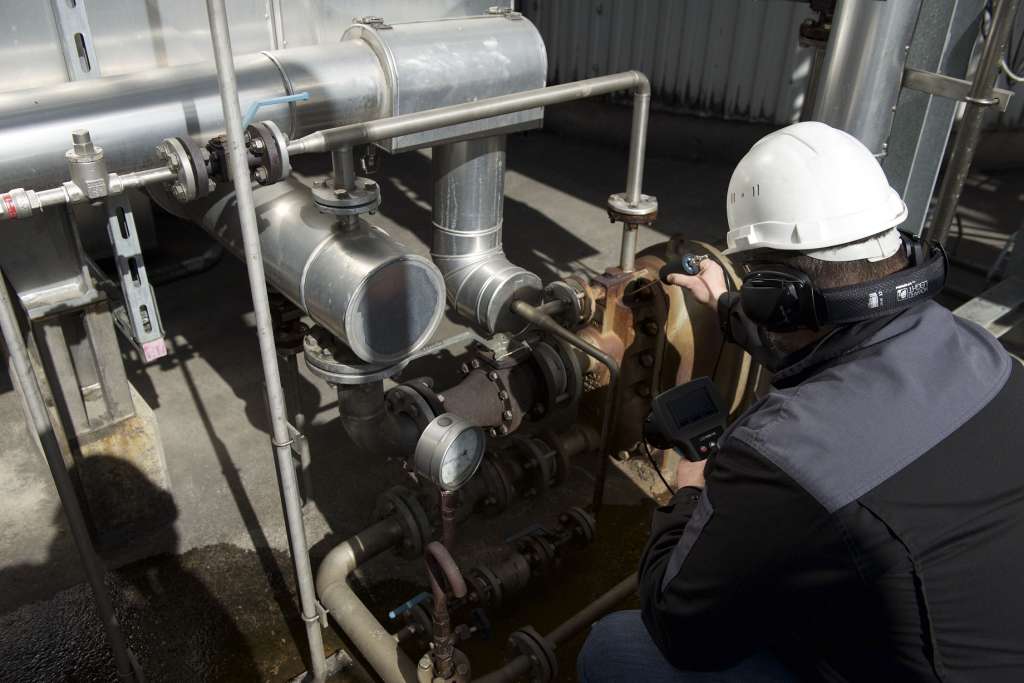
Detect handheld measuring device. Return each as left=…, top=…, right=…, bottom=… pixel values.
left=643, top=377, right=727, bottom=461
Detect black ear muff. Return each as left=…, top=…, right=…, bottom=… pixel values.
left=740, top=267, right=818, bottom=332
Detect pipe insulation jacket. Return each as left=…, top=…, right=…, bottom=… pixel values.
left=432, top=136, right=542, bottom=334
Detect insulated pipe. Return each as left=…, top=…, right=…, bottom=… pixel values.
left=204, top=1, right=326, bottom=680
left=930, top=0, right=1022, bottom=245
left=290, top=71, right=652, bottom=330
left=0, top=271, right=138, bottom=682
left=316, top=517, right=423, bottom=683
left=811, top=0, right=923, bottom=156
left=0, top=43, right=387, bottom=193
left=432, top=136, right=542, bottom=334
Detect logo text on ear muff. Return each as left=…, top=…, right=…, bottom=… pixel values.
left=895, top=280, right=928, bottom=302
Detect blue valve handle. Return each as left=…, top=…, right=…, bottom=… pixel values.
left=388, top=591, right=431, bottom=620
left=241, top=92, right=310, bottom=128
left=659, top=253, right=708, bottom=282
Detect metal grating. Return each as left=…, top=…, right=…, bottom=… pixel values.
left=522, top=0, right=815, bottom=124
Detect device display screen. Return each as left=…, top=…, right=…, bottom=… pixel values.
left=668, top=386, right=718, bottom=427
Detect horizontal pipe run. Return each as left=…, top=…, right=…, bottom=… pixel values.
left=289, top=71, right=651, bottom=208
left=474, top=573, right=638, bottom=683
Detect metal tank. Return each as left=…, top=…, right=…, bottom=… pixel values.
left=181, top=176, right=446, bottom=365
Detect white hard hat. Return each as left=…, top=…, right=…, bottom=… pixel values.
left=724, top=121, right=907, bottom=262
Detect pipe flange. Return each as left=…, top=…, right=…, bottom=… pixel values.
left=312, top=176, right=381, bottom=216
left=554, top=338, right=584, bottom=409
left=506, top=626, right=557, bottom=683
left=510, top=436, right=555, bottom=498
left=374, top=485, right=431, bottom=559
left=531, top=342, right=567, bottom=417
left=157, top=136, right=211, bottom=202
left=385, top=385, right=437, bottom=432
left=543, top=280, right=586, bottom=327
left=246, top=120, right=291, bottom=185
left=607, top=192, right=658, bottom=225
left=542, top=429, right=575, bottom=486
left=467, top=565, right=503, bottom=607
left=476, top=456, right=514, bottom=515
left=559, top=506, right=596, bottom=545
left=303, top=327, right=405, bottom=385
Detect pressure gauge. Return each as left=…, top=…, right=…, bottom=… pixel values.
left=413, top=413, right=485, bottom=491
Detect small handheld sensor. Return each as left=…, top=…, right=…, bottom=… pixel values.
left=659, top=253, right=708, bottom=282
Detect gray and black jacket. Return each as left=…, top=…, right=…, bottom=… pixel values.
left=639, top=299, right=1024, bottom=682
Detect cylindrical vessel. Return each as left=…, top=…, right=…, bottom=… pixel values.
left=432, top=136, right=542, bottom=334
left=811, top=0, right=923, bottom=156
left=185, top=177, right=446, bottom=364
left=344, top=15, right=547, bottom=152
left=0, top=41, right=388, bottom=191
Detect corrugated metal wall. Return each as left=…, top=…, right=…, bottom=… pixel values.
left=521, top=0, right=814, bottom=125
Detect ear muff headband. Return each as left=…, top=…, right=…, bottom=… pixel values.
left=740, top=237, right=947, bottom=331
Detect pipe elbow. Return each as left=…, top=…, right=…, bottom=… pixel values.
left=631, top=70, right=651, bottom=96
left=434, top=249, right=542, bottom=334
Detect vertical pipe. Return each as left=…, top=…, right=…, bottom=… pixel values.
left=930, top=0, right=1022, bottom=245
left=0, top=271, right=137, bottom=682
left=812, top=0, right=923, bottom=156
left=204, top=1, right=327, bottom=679
left=331, top=146, right=357, bottom=190
left=621, top=83, right=650, bottom=272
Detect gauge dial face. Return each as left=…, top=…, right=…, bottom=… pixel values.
left=438, top=425, right=484, bottom=490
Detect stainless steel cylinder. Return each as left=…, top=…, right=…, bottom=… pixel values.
left=0, top=41, right=388, bottom=192
left=186, top=177, right=445, bottom=364
left=432, top=136, right=542, bottom=334
left=811, top=0, right=923, bottom=156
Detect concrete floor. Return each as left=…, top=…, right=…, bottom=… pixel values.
left=1, top=113, right=1021, bottom=681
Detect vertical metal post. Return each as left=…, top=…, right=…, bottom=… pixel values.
left=49, top=0, right=101, bottom=81
left=204, top=1, right=327, bottom=679
left=0, top=271, right=137, bottom=682
left=929, top=0, right=1022, bottom=245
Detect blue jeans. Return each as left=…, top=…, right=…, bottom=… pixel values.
left=577, top=611, right=799, bottom=682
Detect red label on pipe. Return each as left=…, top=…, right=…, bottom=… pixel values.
left=2, top=195, right=16, bottom=219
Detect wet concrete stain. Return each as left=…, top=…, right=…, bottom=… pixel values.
left=0, top=504, right=652, bottom=682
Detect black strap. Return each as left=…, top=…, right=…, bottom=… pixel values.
left=817, top=247, right=947, bottom=326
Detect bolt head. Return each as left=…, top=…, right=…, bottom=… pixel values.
left=498, top=425, right=509, bottom=436
left=488, top=371, right=499, bottom=382
left=254, top=167, right=270, bottom=183
left=498, top=390, right=509, bottom=400
left=502, top=410, right=513, bottom=422
left=470, top=359, right=481, bottom=369
left=170, top=183, right=187, bottom=202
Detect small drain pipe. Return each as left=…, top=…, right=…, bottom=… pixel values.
left=316, top=517, right=419, bottom=683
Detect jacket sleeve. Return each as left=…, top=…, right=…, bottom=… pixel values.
left=638, top=436, right=835, bottom=670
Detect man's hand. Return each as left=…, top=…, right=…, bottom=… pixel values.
left=676, top=458, right=707, bottom=490
left=667, top=259, right=728, bottom=309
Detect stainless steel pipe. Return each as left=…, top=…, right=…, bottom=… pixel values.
left=289, top=71, right=652, bottom=208
left=0, top=272, right=139, bottom=682
left=432, top=136, right=542, bottom=334
left=205, top=1, right=327, bottom=680
left=811, top=0, right=923, bottom=156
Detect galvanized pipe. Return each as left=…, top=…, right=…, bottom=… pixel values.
left=812, top=0, right=923, bottom=156
left=930, top=0, right=1022, bottom=245
left=289, top=71, right=652, bottom=208
left=0, top=270, right=138, bottom=682
left=205, top=1, right=326, bottom=680
left=316, top=517, right=421, bottom=683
